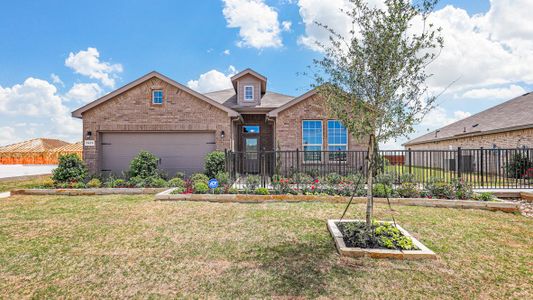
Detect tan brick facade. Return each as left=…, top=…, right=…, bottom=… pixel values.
left=82, top=77, right=233, bottom=173
left=407, top=128, right=533, bottom=150
left=275, top=94, right=367, bottom=151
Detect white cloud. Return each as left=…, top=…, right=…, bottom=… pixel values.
left=222, top=0, right=286, bottom=49
left=65, top=47, right=123, bottom=88
left=51, top=73, right=64, bottom=87
left=282, top=21, right=292, bottom=31
left=296, top=0, right=533, bottom=94
left=187, top=66, right=238, bottom=93
left=65, top=83, right=104, bottom=103
left=0, top=78, right=81, bottom=144
left=223, top=49, right=231, bottom=55
left=461, top=84, right=527, bottom=100
left=0, top=126, right=17, bottom=146
left=420, top=107, right=471, bottom=129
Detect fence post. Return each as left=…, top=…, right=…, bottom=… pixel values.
left=480, top=147, right=484, bottom=187
left=457, top=147, right=462, bottom=179
left=408, top=148, right=412, bottom=174
left=296, top=148, right=300, bottom=173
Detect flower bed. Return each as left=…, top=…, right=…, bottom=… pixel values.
left=327, top=219, right=437, bottom=259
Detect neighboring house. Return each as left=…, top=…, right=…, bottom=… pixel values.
left=404, top=92, right=533, bottom=150
left=72, top=69, right=366, bottom=175
left=0, top=138, right=71, bottom=165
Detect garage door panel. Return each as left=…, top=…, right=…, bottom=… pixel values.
left=100, top=132, right=216, bottom=176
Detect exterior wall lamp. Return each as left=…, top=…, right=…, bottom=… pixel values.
left=220, top=130, right=225, bottom=139
left=86, top=131, right=92, bottom=140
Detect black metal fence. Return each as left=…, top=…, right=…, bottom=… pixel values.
left=225, top=148, right=533, bottom=189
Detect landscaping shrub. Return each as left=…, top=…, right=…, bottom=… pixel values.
left=400, top=173, right=417, bottom=183
left=167, top=177, right=185, bottom=188
left=87, top=178, right=102, bottom=188
left=342, top=172, right=364, bottom=184
left=215, top=171, right=230, bottom=185
left=228, top=187, right=239, bottom=194
left=337, top=221, right=378, bottom=248
left=291, top=172, right=313, bottom=185
left=40, top=178, right=55, bottom=188
left=375, top=223, right=416, bottom=250
left=204, top=151, right=225, bottom=178
left=375, top=172, right=395, bottom=187
left=254, top=187, right=269, bottom=195
left=170, top=187, right=185, bottom=194
left=305, top=168, right=320, bottom=179
left=474, top=192, right=495, bottom=202
left=372, top=183, right=393, bottom=197
left=425, top=177, right=454, bottom=199
left=245, top=175, right=261, bottom=191
left=174, top=172, right=186, bottom=179
left=272, top=175, right=291, bottom=194
left=193, top=182, right=209, bottom=194
left=129, top=151, right=160, bottom=179
left=105, top=178, right=127, bottom=188
left=396, top=182, right=420, bottom=198
left=52, top=154, right=88, bottom=183
left=190, top=173, right=209, bottom=185
left=451, top=178, right=473, bottom=200
left=72, top=182, right=86, bottom=189
left=323, top=172, right=342, bottom=185
left=505, top=153, right=533, bottom=179
left=134, top=176, right=167, bottom=188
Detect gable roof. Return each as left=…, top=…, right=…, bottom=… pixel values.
left=267, top=88, right=318, bottom=117
left=230, top=68, right=267, bottom=92
left=0, top=138, right=69, bottom=153
left=405, top=92, right=533, bottom=146
left=204, top=88, right=294, bottom=112
left=72, top=71, right=240, bottom=118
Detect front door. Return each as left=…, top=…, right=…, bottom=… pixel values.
left=243, top=136, right=259, bottom=173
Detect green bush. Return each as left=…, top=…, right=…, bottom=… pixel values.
left=305, top=168, right=320, bottom=179
left=193, top=182, right=209, bottom=194
left=87, top=178, right=102, bottom=188
left=174, top=172, right=186, bottom=179
left=291, top=172, right=313, bottom=185
left=337, top=221, right=378, bottom=248
left=131, top=176, right=167, bottom=188
left=400, top=173, right=417, bottom=183
left=474, top=192, right=495, bottom=202
left=375, top=223, right=416, bottom=250
left=170, top=187, right=185, bottom=194
left=204, top=151, right=226, bottom=178
left=451, top=178, right=473, bottom=200
left=190, top=173, right=209, bottom=184
left=228, top=187, right=239, bottom=194
left=372, top=183, right=393, bottom=197
left=52, top=154, right=88, bottom=183
left=425, top=178, right=454, bottom=199
left=375, top=172, right=395, bottom=186
left=72, top=181, right=86, bottom=189
left=215, top=171, right=231, bottom=185
left=245, top=175, right=261, bottom=191
left=323, top=172, right=342, bottom=185
left=505, top=153, right=533, bottom=179
left=167, top=177, right=185, bottom=188
left=105, top=178, right=127, bottom=188
left=396, top=182, right=420, bottom=198
left=342, top=172, right=364, bottom=184
left=129, top=151, right=160, bottom=179
left=254, top=187, right=269, bottom=195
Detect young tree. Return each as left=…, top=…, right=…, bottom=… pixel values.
left=312, top=0, right=443, bottom=225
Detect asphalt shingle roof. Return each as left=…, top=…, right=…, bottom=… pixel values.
left=405, top=92, right=533, bottom=146
left=203, top=88, right=294, bottom=111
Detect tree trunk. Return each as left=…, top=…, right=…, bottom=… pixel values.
left=366, top=133, right=376, bottom=226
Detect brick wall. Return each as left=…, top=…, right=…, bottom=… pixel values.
left=407, top=128, right=533, bottom=150
left=82, top=77, right=232, bottom=174
left=275, top=94, right=367, bottom=151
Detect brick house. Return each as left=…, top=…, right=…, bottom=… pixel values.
left=72, top=69, right=366, bottom=175
left=404, top=92, right=533, bottom=150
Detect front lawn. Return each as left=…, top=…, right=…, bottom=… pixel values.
left=0, top=195, right=531, bottom=298
left=0, top=175, right=51, bottom=193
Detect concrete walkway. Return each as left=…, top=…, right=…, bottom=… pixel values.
left=0, top=192, right=10, bottom=199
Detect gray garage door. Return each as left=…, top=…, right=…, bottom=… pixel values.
left=100, top=132, right=216, bottom=177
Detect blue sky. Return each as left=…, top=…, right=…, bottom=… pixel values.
left=1, top=0, right=532, bottom=148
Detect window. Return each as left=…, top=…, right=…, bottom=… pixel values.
left=302, top=120, right=323, bottom=162
left=244, top=86, right=254, bottom=101
left=242, top=125, right=260, bottom=133
left=152, top=90, right=163, bottom=104
left=327, top=120, right=348, bottom=161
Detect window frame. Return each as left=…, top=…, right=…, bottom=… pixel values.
left=327, top=119, right=348, bottom=162
left=302, top=120, right=323, bottom=163
left=243, top=85, right=254, bottom=101
left=152, top=89, right=164, bottom=105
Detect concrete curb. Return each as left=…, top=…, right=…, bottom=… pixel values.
left=327, top=219, right=437, bottom=260
left=11, top=188, right=167, bottom=196
left=155, top=188, right=519, bottom=213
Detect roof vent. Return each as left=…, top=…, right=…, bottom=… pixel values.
left=435, top=130, right=440, bottom=138
left=472, top=123, right=479, bottom=128
left=522, top=92, right=531, bottom=96
left=463, top=127, right=467, bottom=133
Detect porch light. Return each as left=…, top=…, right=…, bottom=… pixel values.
left=86, top=131, right=92, bottom=140
left=220, top=130, right=225, bottom=139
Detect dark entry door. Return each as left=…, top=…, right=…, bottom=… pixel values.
left=243, top=137, right=259, bottom=173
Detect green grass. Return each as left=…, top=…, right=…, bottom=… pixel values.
left=0, top=194, right=531, bottom=298
left=0, top=175, right=51, bottom=192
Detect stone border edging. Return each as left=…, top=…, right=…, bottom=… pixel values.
left=11, top=188, right=167, bottom=196
left=155, top=188, right=519, bottom=213
left=327, top=219, right=437, bottom=260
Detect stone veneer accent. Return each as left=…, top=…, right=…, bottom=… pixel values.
left=407, top=128, right=533, bottom=150
left=275, top=94, right=367, bottom=151
left=82, top=77, right=232, bottom=174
